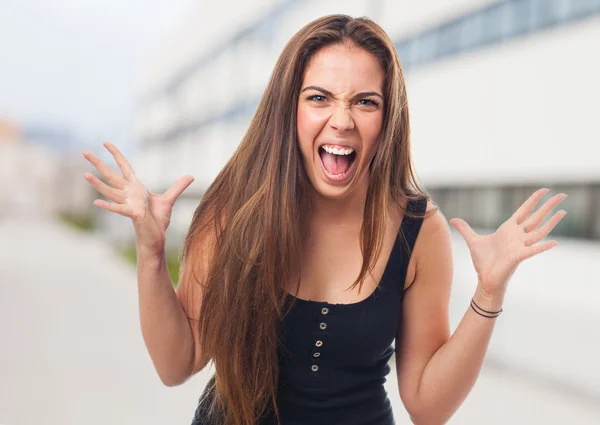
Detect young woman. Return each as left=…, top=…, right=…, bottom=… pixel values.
left=82, top=14, right=567, bottom=425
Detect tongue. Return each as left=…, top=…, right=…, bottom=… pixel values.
left=320, top=151, right=351, bottom=175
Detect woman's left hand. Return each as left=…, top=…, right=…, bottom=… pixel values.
left=449, top=188, right=568, bottom=300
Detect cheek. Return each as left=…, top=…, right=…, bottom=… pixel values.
left=297, top=106, right=328, bottom=150
left=358, top=114, right=384, bottom=154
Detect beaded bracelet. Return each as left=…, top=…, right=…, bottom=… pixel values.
left=470, top=298, right=503, bottom=319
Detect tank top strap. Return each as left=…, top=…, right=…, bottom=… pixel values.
left=398, top=197, right=428, bottom=258
left=380, top=197, right=428, bottom=293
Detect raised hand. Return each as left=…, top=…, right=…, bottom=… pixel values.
left=82, top=142, right=194, bottom=254
left=449, top=188, right=567, bottom=299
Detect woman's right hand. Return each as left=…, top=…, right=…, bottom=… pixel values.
left=82, top=142, right=195, bottom=254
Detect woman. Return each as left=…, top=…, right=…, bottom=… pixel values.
left=82, top=14, right=567, bottom=425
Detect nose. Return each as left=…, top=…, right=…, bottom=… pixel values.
left=328, top=103, right=355, bottom=132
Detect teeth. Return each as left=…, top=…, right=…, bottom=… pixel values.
left=322, top=145, right=354, bottom=155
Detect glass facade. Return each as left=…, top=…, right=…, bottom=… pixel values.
left=395, top=0, right=600, bottom=70
left=138, top=0, right=600, bottom=242
left=143, top=0, right=600, bottom=145
left=428, top=183, right=600, bottom=240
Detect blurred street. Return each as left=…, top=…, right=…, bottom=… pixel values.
left=1, top=214, right=599, bottom=425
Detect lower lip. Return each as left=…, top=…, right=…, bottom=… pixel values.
left=318, top=151, right=358, bottom=184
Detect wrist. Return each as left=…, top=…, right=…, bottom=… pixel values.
left=473, top=284, right=505, bottom=313
left=135, top=239, right=166, bottom=261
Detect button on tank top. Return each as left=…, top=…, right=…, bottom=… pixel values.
left=191, top=197, right=428, bottom=425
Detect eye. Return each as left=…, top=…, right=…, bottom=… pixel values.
left=358, top=99, right=379, bottom=107
left=306, top=95, right=327, bottom=102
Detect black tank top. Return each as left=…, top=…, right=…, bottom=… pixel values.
left=191, top=197, right=427, bottom=425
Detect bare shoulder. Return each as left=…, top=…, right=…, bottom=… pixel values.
left=412, top=199, right=451, bottom=257
left=421, top=199, right=449, bottom=239
left=403, top=199, right=450, bottom=290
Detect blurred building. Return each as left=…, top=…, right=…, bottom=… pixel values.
left=0, top=119, right=60, bottom=217
left=136, top=0, right=600, bottom=242
left=0, top=118, right=22, bottom=142
left=134, top=0, right=600, bottom=400
left=0, top=118, right=95, bottom=219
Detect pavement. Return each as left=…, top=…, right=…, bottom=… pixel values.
left=1, top=214, right=599, bottom=425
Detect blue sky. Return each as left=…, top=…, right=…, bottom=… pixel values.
left=0, top=0, right=192, bottom=152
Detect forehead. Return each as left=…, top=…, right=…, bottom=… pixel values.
left=302, top=43, right=384, bottom=93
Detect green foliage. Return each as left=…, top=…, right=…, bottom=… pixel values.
left=57, top=211, right=95, bottom=232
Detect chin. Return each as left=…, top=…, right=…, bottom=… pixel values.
left=310, top=181, right=353, bottom=200
left=307, top=165, right=369, bottom=201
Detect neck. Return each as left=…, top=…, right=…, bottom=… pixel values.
left=308, top=175, right=369, bottom=226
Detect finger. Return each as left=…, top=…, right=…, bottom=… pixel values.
left=164, top=175, right=195, bottom=202
left=84, top=172, right=126, bottom=204
left=449, top=218, right=478, bottom=244
left=103, top=142, right=135, bottom=181
left=525, top=210, right=567, bottom=246
left=82, top=151, right=125, bottom=190
left=92, top=199, right=135, bottom=218
left=512, top=188, right=550, bottom=225
left=523, top=193, right=567, bottom=232
left=522, top=240, right=558, bottom=261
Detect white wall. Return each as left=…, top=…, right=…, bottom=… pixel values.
left=409, top=14, right=600, bottom=186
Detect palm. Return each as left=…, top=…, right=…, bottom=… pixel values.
left=464, top=223, right=524, bottom=293
left=450, top=188, right=567, bottom=298
left=82, top=142, right=194, bottom=247
left=146, top=191, right=175, bottom=232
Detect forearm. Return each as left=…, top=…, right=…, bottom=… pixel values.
left=411, top=285, right=504, bottom=425
left=136, top=243, right=195, bottom=386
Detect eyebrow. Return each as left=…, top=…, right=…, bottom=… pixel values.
left=300, top=85, right=384, bottom=101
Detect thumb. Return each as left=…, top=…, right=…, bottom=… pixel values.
left=449, top=217, right=478, bottom=244
left=164, top=175, right=195, bottom=202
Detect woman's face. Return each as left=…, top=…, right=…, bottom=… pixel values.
left=297, top=43, right=385, bottom=200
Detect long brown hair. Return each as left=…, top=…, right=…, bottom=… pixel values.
left=181, top=14, right=431, bottom=425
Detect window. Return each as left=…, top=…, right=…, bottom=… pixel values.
left=531, top=0, right=570, bottom=29
left=480, top=3, right=506, bottom=45
left=567, top=0, right=600, bottom=20
left=503, top=0, right=534, bottom=39
left=438, top=21, right=462, bottom=57
left=592, top=185, right=600, bottom=239
left=460, top=13, right=484, bottom=51
left=413, top=30, right=439, bottom=64
left=429, top=183, right=599, bottom=240
left=395, top=40, right=413, bottom=69
left=551, top=185, right=593, bottom=238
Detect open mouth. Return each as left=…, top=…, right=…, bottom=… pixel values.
left=318, top=145, right=357, bottom=182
